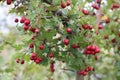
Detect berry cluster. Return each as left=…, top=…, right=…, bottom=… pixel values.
left=61, top=0, right=70, bottom=8
left=82, top=24, right=93, bottom=30
left=15, top=17, right=40, bottom=33
left=30, top=52, right=43, bottom=64
left=50, top=62, right=55, bottom=73
left=83, top=45, right=100, bottom=55
left=78, top=66, right=93, bottom=76
left=16, top=58, right=25, bottom=64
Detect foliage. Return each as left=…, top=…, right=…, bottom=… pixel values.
left=0, top=0, right=120, bottom=80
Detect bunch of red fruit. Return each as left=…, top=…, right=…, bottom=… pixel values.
left=61, top=0, right=70, bottom=8
left=83, top=45, right=100, bottom=55
left=16, top=58, right=25, bottom=64
left=82, top=24, right=93, bottom=30
left=30, top=52, right=43, bottom=64
left=15, top=17, right=40, bottom=34
left=77, top=66, right=93, bottom=76
left=50, top=62, right=55, bottom=73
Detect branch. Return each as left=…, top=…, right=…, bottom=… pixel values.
left=61, top=68, right=75, bottom=72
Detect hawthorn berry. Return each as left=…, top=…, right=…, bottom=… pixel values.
left=7, top=0, right=12, bottom=5
left=35, top=28, right=40, bottom=34
left=61, top=2, right=66, bottom=8
left=88, top=25, right=93, bottom=30
left=20, top=17, right=26, bottom=23
left=105, top=18, right=110, bottom=23
left=24, top=19, right=30, bottom=25
left=39, top=44, right=44, bottom=50
left=82, top=24, right=88, bottom=30
left=66, top=28, right=72, bottom=33
left=16, top=58, right=20, bottom=63
left=29, top=43, right=34, bottom=48
left=49, top=53, right=54, bottom=58
left=82, top=9, right=89, bottom=15
left=29, top=26, right=35, bottom=33
left=14, top=18, right=19, bottom=23
left=118, top=32, right=120, bottom=37
left=82, top=71, right=87, bottom=76
left=23, top=25, right=29, bottom=30
left=84, top=68, right=89, bottom=72
left=71, top=44, right=77, bottom=49
left=92, top=4, right=100, bottom=10
left=112, top=3, right=120, bottom=9
left=96, top=0, right=101, bottom=3
left=63, top=39, right=69, bottom=45
left=21, top=60, right=25, bottom=64
left=35, top=59, right=40, bottom=64
left=94, top=56, right=98, bottom=60
left=37, top=57, right=43, bottom=62
left=30, top=52, right=37, bottom=60
left=104, top=35, right=109, bottom=39
left=98, top=24, right=103, bottom=29
left=66, top=0, right=70, bottom=6
left=111, top=38, right=116, bottom=43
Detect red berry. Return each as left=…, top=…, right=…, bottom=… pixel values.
left=14, top=18, right=19, bottom=23
left=84, top=68, right=89, bottom=72
left=29, top=43, right=34, bottom=48
left=35, top=28, right=40, bottom=34
left=31, top=36, right=35, bottom=40
left=7, top=0, right=12, bottom=5
left=98, top=24, right=103, bottom=29
left=118, top=32, right=120, bottom=37
left=50, top=64, right=54, bottom=69
left=66, top=0, right=70, bottom=6
left=50, top=68, right=55, bottom=72
left=21, top=60, right=25, bottom=64
left=20, top=17, right=26, bottom=23
left=86, top=45, right=91, bottom=50
left=105, top=18, right=110, bottom=23
left=49, top=53, right=54, bottom=58
left=16, top=58, right=20, bottom=63
left=94, top=56, right=98, bottom=60
left=92, top=4, right=100, bottom=10
left=82, top=71, right=87, bottom=76
left=66, top=28, right=72, bottom=33
left=82, top=9, right=89, bottom=15
left=35, top=57, right=43, bottom=64
left=23, top=25, right=29, bottom=30
left=104, top=35, right=108, bottom=39
left=96, top=0, right=101, bottom=3
left=88, top=67, right=93, bottom=71
left=112, top=3, right=120, bottom=9
left=118, top=46, right=120, bottom=50
left=61, top=2, right=66, bottom=8
left=71, top=44, right=77, bottom=49
left=77, top=44, right=80, bottom=48
left=63, top=39, right=69, bottom=45
left=31, top=52, right=37, bottom=57
left=95, top=48, right=100, bottom=53
left=88, top=25, right=93, bottom=30
left=78, top=70, right=83, bottom=75
left=37, top=57, right=43, bottom=62
left=29, top=26, right=35, bottom=33
left=39, top=44, right=44, bottom=50
left=111, top=38, right=116, bottom=43
left=24, top=19, right=30, bottom=25
left=82, top=24, right=88, bottom=30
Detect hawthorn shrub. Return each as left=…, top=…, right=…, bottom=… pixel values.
left=1, top=0, right=120, bottom=79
